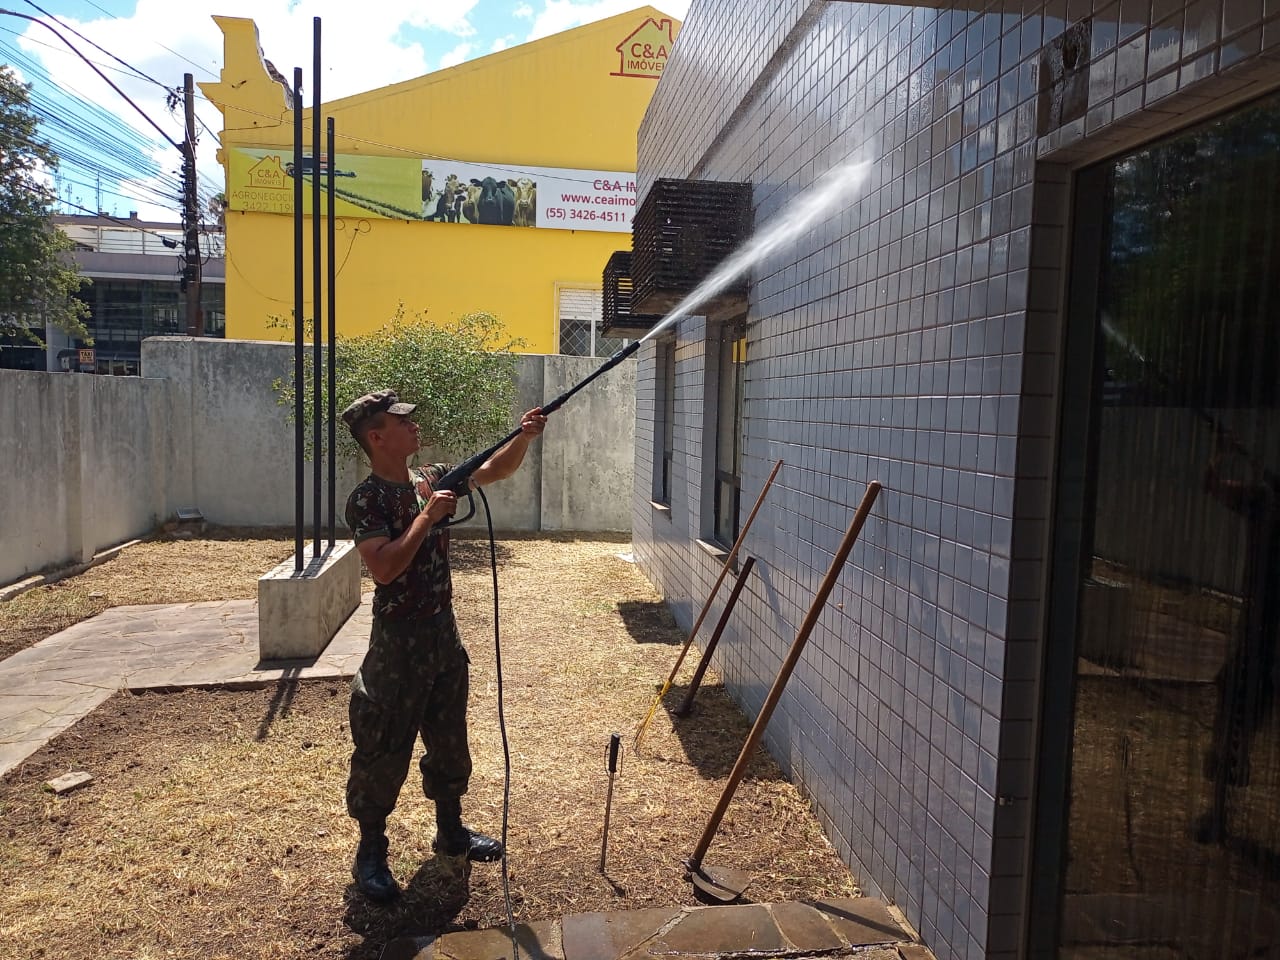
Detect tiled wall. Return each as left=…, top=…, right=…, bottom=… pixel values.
left=632, top=1, right=1280, bottom=959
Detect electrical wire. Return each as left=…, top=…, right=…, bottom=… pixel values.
left=21, top=0, right=168, bottom=89
left=1, top=36, right=185, bottom=210
left=222, top=218, right=365, bottom=305
left=1, top=18, right=224, bottom=211
left=72, top=0, right=219, bottom=80
left=11, top=9, right=628, bottom=225
left=0, top=10, right=180, bottom=148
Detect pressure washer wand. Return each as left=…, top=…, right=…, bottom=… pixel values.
left=542, top=338, right=643, bottom=416
left=431, top=340, right=643, bottom=513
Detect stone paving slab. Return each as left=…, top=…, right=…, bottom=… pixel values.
left=391, top=899, right=921, bottom=960
left=561, top=907, right=682, bottom=960
left=769, top=901, right=848, bottom=951
left=0, top=594, right=374, bottom=778
left=560, top=899, right=909, bottom=960
left=805, top=897, right=910, bottom=946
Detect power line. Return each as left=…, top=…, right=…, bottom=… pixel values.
left=0, top=19, right=145, bottom=83
left=32, top=179, right=213, bottom=246
left=67, top=0, right=219, bottom=80
left=0, top=9, right=180, bottom=148
left=21, top=0, right=167, bottom=90
left=1, top=24, right=217, bottom=216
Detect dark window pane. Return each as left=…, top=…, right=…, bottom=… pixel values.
left=655, top=340, right=676, bottom=503
left=1056, top=92, right=1280, bottom=958
left=713, top=320, right=746, bottom=546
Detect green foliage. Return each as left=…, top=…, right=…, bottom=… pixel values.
left=0, top=66, right=90, bottom=346
left=271, top=306, right=525, bottom=463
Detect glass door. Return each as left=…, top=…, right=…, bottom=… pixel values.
left=1043, top=92, right=1280, bottom=959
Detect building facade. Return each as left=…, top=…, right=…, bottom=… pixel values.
left=630, top=2, right=1279, bottom=959
left=203, top=9, right=678, bottom=356
left=0, top=214, right=225, bottom=374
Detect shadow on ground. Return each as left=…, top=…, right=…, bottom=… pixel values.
left=647, top=681, right=785, bottom=783
left=617, top=599, right=682, bottom=645
left=444, top=539, right=516, bottom=570
left=342, top=857, right=472, bottom=960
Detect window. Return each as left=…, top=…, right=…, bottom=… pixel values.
left=712, top=319, right=746, bottom=547
left=653, top=338, right=676, bottom=504
left=558, top=286, right=628, bottom=357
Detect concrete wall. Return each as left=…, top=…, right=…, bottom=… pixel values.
left=631, top=2, right=1280, bottom=959
left=0, top=339, right=635, bottom=588
left=142, top=337, right=365, bottom=529
left=1, top=370, right=176, bottom=585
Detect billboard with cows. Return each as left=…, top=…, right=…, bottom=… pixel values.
left=226, top=147, right=635, bottom=234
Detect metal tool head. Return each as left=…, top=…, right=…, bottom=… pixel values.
left=688, top=862, right=752, bottom=904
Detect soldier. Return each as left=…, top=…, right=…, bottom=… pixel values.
left=341, top=389, right=547, bottom=903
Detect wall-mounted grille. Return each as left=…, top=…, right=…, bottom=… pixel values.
left=601, top=250, right=661, bottom=336
left=631, top=179, right=753, bottom=316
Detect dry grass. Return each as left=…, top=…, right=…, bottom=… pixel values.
left=0, top=533, right=859, bottom=960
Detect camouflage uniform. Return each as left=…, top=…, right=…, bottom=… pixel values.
left=345, top=462, right=474, bottom=828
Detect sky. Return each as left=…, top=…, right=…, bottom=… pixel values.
left=2, top=0, right=689, bottom=222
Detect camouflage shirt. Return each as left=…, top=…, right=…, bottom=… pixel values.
left=345, top=464, right=453, bottom=621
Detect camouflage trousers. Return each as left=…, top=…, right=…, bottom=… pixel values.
left=346, top=609, right=472, bottom=828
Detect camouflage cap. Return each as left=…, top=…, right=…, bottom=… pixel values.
left=341, top=390, right=417, bottom=435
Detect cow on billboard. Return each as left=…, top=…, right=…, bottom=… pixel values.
left=514, top=178, right=536, bottom=227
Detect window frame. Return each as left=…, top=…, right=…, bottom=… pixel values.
left=652, top=336, right=676, bottom=506
left=710, top=317, right=747, bottom=549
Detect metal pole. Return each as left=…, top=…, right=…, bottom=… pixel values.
left=182, top=73, right=202, bottom=337
left=599, top=733, right=621, bottom=872
left=293, top=68, right=304, bottom=572
left=634, top=459, right=783, bottom=749
left=312, top=18, right=322, bottom=560
left=327, top=116, right=337, bottom=548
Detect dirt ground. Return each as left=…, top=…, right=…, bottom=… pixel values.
left=0, top=533, right=859, bottom=960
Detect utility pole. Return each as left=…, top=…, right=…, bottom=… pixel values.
left=182, top=72, right=203, bottom=337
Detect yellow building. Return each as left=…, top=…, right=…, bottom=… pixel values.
left=202, top=9, right=678, bottom=354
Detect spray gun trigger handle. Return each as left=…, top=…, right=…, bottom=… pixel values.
left=435, top=489, right=477, bottom=529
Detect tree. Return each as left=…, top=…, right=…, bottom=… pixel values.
left=1105, top=96, right=1280, bottom=408
left=272, top=307, right=526, bottom=463
left=0, top=65, right=89, bottom=345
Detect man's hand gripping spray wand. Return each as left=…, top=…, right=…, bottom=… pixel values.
left=430, top=339, right=643, bottom=526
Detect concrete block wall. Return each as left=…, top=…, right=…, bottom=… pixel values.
left=0, top=370, right=176, bottom=586
left=1, top=339, right=636, bottom=588
left=142, top=337, right=364, bottom=530
left=631, top=1, right=1280, bottom=958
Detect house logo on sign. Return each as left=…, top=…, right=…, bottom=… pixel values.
left=612, top=17, right=676, bottom=79
left=245, top=155, right=288, bottom=190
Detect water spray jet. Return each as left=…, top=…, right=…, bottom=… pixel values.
left=432, top=159, right=873, bottom=516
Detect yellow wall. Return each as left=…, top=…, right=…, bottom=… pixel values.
left=202, top=10, right=678, bottom=351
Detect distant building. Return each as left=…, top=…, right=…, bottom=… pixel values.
left=0, top=213, right=226, bottom=375
left=202, top=8, right=678, bottom=356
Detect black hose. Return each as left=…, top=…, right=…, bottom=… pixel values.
left=476, top=485, right=518, bottom=958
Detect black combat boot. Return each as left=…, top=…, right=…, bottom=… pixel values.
left=432, top=795, right=504, bottom=862
left=352, top=824, right=399, bottom=903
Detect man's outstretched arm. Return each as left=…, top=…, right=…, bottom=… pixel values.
left=471, top=408, right=547, bottom=486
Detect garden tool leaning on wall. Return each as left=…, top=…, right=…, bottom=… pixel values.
left=634, top=459, right=784, bottom=751
left=685, top=480, right=882, bottom=903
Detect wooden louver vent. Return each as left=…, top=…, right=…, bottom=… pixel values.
left=601, top=250, right=662, bottom=336
left=630, top=178, right=753, bottom=317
